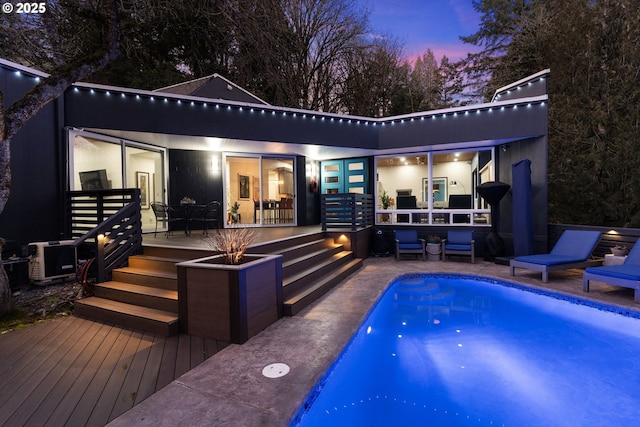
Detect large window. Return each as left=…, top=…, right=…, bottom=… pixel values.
left=375, top=149, right=493, bottom=226
left=68, top=130, right=167, bottom=233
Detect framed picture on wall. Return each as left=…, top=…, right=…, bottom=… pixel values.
left=136, top=171, right=150, bottom=209
left=423, top=177, right=447, bottom=203
left=239, top=174, right=250, bottom=199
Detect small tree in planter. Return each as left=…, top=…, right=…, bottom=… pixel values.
left=205, top=226, right=256, bottom=264
left=178, top=226, right=282, bottom=343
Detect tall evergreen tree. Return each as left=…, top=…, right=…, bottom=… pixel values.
left=464, top=0, right=640, bottom=227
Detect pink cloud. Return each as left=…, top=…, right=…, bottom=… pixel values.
left=404, top=42, right=481, bottom=64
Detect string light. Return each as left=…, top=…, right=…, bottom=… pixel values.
left=14, top=77, right=547, bottom=128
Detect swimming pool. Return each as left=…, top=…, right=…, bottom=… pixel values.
left=290, top=274, right=640, bottom=427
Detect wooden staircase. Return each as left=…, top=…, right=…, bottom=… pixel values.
left=74, top=232, right=363, bottom=336
left=252, top=233, right=363, bottom=315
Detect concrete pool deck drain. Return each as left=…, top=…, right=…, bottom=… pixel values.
left=262, top=363, right=290, bottom=378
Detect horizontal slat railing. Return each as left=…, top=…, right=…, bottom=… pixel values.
left=67, top=189, right=143, bottom=282
left=67, top=189, right=140, bottom=237
left=321, top=193, right=373, bottom=231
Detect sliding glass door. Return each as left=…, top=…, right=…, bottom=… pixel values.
left=224, top=155, right=295, bottom=226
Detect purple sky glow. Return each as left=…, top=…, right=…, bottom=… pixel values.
left=366, top=0, right=482, bottom=63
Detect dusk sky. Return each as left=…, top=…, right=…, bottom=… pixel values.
left=365, top=0, right=482, bottom=62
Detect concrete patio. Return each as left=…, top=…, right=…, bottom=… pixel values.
left=108, top=253, right=640, bottom=426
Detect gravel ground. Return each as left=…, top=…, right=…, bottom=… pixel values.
left=11, top=280, right=85, bottom=318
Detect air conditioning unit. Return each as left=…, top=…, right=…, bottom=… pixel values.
left=28, top=240, right=77, bottom=284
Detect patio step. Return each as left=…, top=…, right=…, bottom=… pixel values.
left=282, top=243, right=345, bottom=277
left=283, top=250, right=355, bottom=299
left=112, top=267, right=178, bottom=290
left=74, top=297, right=179, bottom=336
left=127, top=254, right=184, bottom=274
left=283, top=257, right=363, bottom=316
left=254, top=232, right=364, bottom=314
left=74, top=246, right=193, bottom=336
left=275, top=238, right=338, bottom=263
left=74, top=231, right=363, bottom=335
left=93, top=281, right=178, bottom=313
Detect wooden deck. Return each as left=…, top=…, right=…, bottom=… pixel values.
left=0, top=316, right=228, bottom=426
left=0, top=226, right=325, bottom=426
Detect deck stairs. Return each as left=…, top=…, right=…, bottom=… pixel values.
left=74, top=232, right=362, bottom=336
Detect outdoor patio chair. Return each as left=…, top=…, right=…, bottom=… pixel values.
left=188, top=201, right=221, bottom=235
left=442, top=230, right=475, bottom=263
left=151, top=202, right=186, bottom=237
left=510, top=230, right=602, bottom=282
left=583, top=240, right=640, bottom=302
left=394, top=230, right=425, bottom=261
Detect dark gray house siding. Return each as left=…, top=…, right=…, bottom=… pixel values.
left=64, top=88, right=379, bottom=151
left=1, top=65, right=66, bottom=244
left=0, top=58, right=550, bottom=256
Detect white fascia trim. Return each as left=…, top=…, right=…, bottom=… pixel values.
left=73, top=82, right=547, bottom=124
left=492, top=69, right=551, bottom=101
left=0, top=58, right=49, bottom=78
left=72, top=81, right=377, bottom=122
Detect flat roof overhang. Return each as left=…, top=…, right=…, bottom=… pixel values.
left=65, top=78, right=548, bottom=160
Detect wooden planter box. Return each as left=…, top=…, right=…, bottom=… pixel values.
left=177, top=254, right=283, bottom=344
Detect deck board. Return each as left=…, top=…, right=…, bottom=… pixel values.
left=26, top=323, right=111, bottom=426
left=0, top=317, right=87, bottom=425
left=0, top=317, right=226, bottom=426
left=6, top=320, right=103, bottom=426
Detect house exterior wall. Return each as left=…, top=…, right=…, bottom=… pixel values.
left=0, top=59, right=550, bottom=256
left=377, top=102, right=548, bottom=150
left=0, top=65, right=65, bottom=244
left=63, top=89, right=379, bottom=151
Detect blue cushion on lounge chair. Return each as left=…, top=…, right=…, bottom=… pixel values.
left=624, top=241, right=640, bottom=266
left=514, top=230, right=602, bottom=265
left=513, top=254, right=584, bottom=266
left=584, top=264, right=640, bottom=281
left=583, top=241, right=640, bottom=302
left=511, top=230, right=602, bottom=283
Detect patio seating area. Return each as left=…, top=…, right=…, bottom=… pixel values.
left=2, top=233, right=639, bottom=426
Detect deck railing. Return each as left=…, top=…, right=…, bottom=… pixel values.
left=66, top=189, right=143, bottom=282
left=321, top=193, right=373, bottom=231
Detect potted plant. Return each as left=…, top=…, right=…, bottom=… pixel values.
left=176, top=227, right=283, bottom=344
left=426, top=235, right=442, bottom=261
left=380, top=191, right=391, bottom=222
left=228, top=201, right=241, bottom=224
left=611, top=244, right=628, bottom=256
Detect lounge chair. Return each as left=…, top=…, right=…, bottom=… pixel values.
left=394, top=230, right=425, bottom=261
left=509, top=230, right=602, bottom=282
left=583, top=240, right=640, bottom=302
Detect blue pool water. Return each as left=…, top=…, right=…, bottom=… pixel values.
left=290, top=274, right=640, bottom=427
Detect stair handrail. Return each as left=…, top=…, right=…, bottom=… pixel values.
left=69, top=189, right=143, bottom=283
